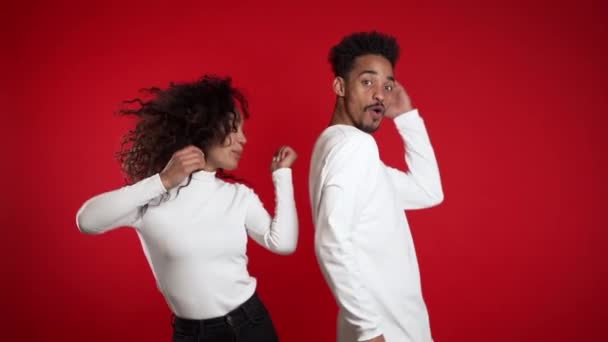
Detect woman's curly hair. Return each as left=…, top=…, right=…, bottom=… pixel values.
left=117, top=74, right=249, bottom=184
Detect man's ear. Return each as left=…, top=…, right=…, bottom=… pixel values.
left=333, top=76, right=345, bottom=97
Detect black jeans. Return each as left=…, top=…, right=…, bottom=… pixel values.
left=171, top=293, right=279, bottom=342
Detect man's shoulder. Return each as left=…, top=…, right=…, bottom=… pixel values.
left=311, top=126, right=379, bottom=171
left=315, top=125, right=377, bottom=154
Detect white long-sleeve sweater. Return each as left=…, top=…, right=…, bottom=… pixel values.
left=76, top=168, right=298, bottom=319
left=309, top=109, right=443, bottom=342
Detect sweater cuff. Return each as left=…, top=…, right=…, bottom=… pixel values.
left=393, top=108, right=421, bottom=127
left=271, top=167, right=293, bottom=182
left=148, top=173, right=169, bottom=195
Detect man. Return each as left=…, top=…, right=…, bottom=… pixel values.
left=309, top=31, right=444, bottom=342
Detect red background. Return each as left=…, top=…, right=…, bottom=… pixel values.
left=4, top=0, right=607, bottom=341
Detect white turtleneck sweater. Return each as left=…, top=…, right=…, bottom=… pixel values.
left=76, top=168, right=298, bottom=319
left=309, top=110, right=443, bottom=342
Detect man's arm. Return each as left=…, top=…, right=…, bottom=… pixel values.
left=314, top=133, right=384, bottom=341
left=384, top=83, right=444, bottom=210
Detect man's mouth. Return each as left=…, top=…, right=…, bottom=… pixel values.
left=365, top=104, right=385, bottom=119
left=232, top=150, right=242, bottom=159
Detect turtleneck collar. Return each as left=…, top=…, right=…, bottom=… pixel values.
left=191, top=169, right=217, bottom=181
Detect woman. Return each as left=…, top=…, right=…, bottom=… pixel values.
left=76, top=75, right=298, bottom=341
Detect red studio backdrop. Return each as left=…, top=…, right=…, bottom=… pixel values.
left=4, top=0, right=607, bottom=341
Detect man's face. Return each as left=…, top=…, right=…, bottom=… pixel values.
left=341, top=54, right=395, bottom=133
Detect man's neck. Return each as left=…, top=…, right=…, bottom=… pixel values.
left=329, top=99, right=353, bottom=127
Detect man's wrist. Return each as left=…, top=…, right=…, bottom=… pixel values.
left=391, top=107, right=414, bottom=118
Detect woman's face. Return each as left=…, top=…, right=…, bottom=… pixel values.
left=204, top=117, right=247, bottom=171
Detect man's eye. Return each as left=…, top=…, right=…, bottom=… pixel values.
left=362, top=80, right=372, bottom=86
left=385, top=85, right=394, bottom=91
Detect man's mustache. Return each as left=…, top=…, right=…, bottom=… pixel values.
left=364, top=103, right=385, bottom=111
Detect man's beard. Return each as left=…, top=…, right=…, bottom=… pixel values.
left=356, top=103, right=385, bottom=133
left=354, top=120, right=381, bottom=134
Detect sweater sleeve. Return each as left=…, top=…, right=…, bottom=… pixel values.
left=76, top=174, right=167, bottom=234
left=383, top=109, right=444, bottom=210
left=244, top=168, right=298, bottom=255
left=314, top=133, right=384, bottom=341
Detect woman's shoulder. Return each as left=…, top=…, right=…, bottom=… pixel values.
left=216, top=177, right=256, bottom=196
